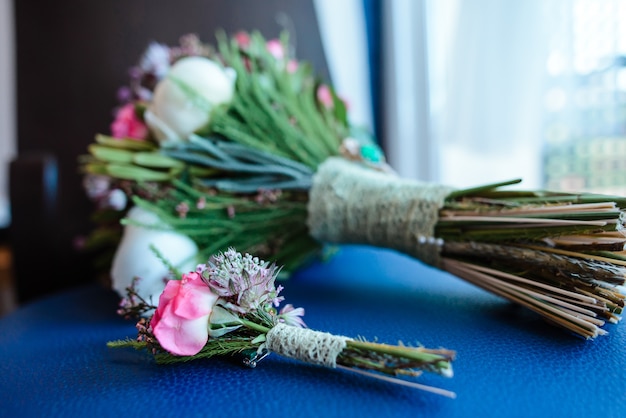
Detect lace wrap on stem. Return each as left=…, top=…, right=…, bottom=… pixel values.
left=307, top=157, right=454, bottom=268
left=264, top=323, right=349, bottom=368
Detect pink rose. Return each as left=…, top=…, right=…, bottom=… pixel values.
left=151, top=271, right=218, bottom=356
left=286, top=59, right=298, bottom=73
left=111, top=103, right=148, bottom=140
left=266, top=39, right=284, bottom=60
left=317, top=85, right=334, bottom=109
left=234, top=31, right=250, bottom=49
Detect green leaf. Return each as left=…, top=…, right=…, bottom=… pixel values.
left=82, top=162, right=110, bottom=176
left=446, top=179, right=523, bottom=199
left=133, top=152, right=186, bottom=169
left=95, top=134, right=157, bottom=151
left=89, top=144, right=135, bottom=164
left=188, top=166, right=219, bottom=177
left=105, top=163, right=175, bottom=181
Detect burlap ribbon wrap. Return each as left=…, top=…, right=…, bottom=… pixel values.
left=264, top=323, right=349, bottom=368
left=307, top=157, right=454, bottom=268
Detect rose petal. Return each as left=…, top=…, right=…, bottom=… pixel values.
left=153, top=303, right=211, bottom=356
left=151, top=271, right=219, bottom=356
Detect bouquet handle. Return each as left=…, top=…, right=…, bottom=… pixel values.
left=308, top=157, right=454, bottom=267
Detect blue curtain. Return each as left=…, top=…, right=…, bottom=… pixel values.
left=362, top=0, right=382, bottom=142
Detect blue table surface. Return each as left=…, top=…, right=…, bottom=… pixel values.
left=1, top=245, right=625, bottom=418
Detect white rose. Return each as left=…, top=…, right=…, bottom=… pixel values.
left=145, top=56, right=237, bottom=146
left=110, top=206, right=199, bottom=307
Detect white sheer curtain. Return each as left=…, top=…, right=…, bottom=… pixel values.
left=383, top=0, right=551, bottom=188
left=0, top=0, right=16, bottom=227
left=0, top=0, right=16, bottom=228
left=313, top=0, right=373, bottom=132
left=382, top=0, right=434, bottom=180
left=427, top=0, right=550, bottom=189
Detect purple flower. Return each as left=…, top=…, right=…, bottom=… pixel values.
left=82, top=174, right=111, bottom=201
left=139, top=41, right=171, bottom=79
left=279, top=304, right=306, bottom=328
left=116, top=86, right=133, bottom=103
left=201, top=248, right=284, bottom=314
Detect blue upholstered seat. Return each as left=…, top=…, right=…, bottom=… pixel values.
left=1, top=245, right=624, bottom=417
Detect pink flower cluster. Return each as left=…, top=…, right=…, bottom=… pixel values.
left=150, top=248, right=305, bottom=357
left=233, top=31, right=298, bottom=73
left=110, top=103, right=148, bottom=140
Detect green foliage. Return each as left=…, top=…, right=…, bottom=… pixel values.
left=79, top=30, right=353, bottom=274
left=210, top=30, right=347, bottom=168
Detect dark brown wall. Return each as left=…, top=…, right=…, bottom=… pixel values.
left=11, top=0, right=330, bottom=302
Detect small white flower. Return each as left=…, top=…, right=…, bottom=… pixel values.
left=139, top=41, right=171, bottom=79
left=146, top=56, right=237, bottom=146
left=104, top=189, right=128, bottom=211
left=82, top=174, right=111, bottom=201
left=110, top=206, right=199, bottom=307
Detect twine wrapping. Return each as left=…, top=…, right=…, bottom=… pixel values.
left=307, top=157, right=454, bottom=268
left=264, top=323, right=349, bottom=368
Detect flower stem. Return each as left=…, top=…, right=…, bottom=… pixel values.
left=240, top=318, right=270, bottom=334
left=346, top=340, right=452, bottom=363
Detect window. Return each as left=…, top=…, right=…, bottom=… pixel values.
left=542, top=0, right=626, bottom=194
left=383, top=0, right=626, bottom=193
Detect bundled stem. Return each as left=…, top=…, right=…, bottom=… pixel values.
left=308, top=158, right=626, bottom=339
left=109, top=321, right=456, bottom=396
left=107, top=248, right=456, bottom=396
left=83, top=29, right=626, bottom=343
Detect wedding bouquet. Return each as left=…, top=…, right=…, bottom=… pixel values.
left=109, top=248, right=456, bottom=397
left=80, top=30, right=626, bottom=341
